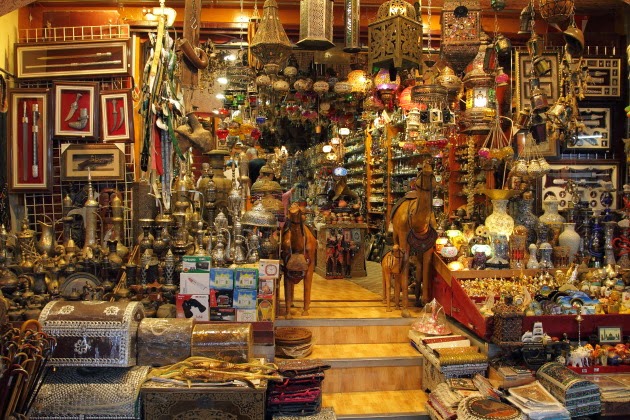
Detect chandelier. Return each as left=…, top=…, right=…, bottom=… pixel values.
left=250, top=0, right=293, bottom=75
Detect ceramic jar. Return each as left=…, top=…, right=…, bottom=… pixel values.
left=539, top=198, right=565, bottom=245
left=514, top=198, right=539, bottom=246
left=559, top=222, right=581, bottom=264
left=485, top=199, right=515, bottom=238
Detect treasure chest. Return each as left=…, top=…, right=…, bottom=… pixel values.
left=39, top=300, right=144, bottom=367
left=137, top=318, right=194, bottom=367
left=30, top=366, right=149, bottom=420
left=191, top=323, right=252, bottom=363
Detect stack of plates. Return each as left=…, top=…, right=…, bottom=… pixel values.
left=275, top=327, right=313, bottom=359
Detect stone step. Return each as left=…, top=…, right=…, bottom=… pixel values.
left=323, top=390, right=429, bottom=420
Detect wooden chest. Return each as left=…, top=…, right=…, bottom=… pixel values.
left=141, top=380, right=266, bottom=420
left=39, top=300, right=144, bottom=367
left=137, top=318, right=194, bottom=367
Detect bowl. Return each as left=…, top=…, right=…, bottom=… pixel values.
left=483, top=188, right=520, bottom=200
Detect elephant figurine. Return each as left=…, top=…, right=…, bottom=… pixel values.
left=568, top=346, right=591, bottom=367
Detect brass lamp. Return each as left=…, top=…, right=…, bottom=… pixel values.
left=368, top=0, right=422, bottom=73
left=461, top=42, right=495, bottom=135
left=298, top=0, right=335, bottom=51
left=343, top=0, right=361, bottom=53
left=440, top=0, right=482, bottom=75
left=250, top=0, right=293, bottom=75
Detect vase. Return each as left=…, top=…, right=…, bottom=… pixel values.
left=559, top=222, right=581, bottom=264
left=485, top=199, right=514, bottom=238
left=514, top=198, right=539, bottom=246
left=539, top=198, right=565, bottom=245
left=603, top=221, right=617, bottom=266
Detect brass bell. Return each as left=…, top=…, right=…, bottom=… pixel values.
left=564, top=24, right=585, bottom=57
left=530, top=87, right=549, bottom=112
left=494, top=34, right=512, bottom=57
left=532, top=56, right=552, bottom=77
left=527, top=32, right=544, bottom=58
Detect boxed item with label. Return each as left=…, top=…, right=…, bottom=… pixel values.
left=179, top=272, right=210, bottom=294
left=210, top=307, right=236, bottom=322
left=210, top=268, right=235, bottom=290
left=182, top=256, right=211, bottom=272
left=234, top=288, right=257, bottom=309
left=257, top=297, right=275, bottom=321
left=210, top=289, right=234, bottom=307
left=259, top=259, right=280, bottom=279
left=237, top=309, right=257, bottom=322
left=176, top=294, right=209, bottom=321
left=258, top=277, right=275, bottom=296
left=235, top=268, right=259, bottom=289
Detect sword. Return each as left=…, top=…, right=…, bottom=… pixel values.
left=26, top=60, right=122, bottom=70
left=32, top=104, right=39, bottom=179
left=22, top=101, right=28, bottom=181
left=37, top=52, right=112, bottom=60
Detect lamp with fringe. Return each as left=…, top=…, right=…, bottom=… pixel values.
left=250, top=0, right=293, bottom=75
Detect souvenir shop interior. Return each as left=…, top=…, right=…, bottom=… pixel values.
left=0, top=0, right=630, bottom=419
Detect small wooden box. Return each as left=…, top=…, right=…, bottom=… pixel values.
left=142, top=380, right=266, bottom=420
left=39, top=300, right=144, bottom=367
left=137, top=318, right=193, bottom=367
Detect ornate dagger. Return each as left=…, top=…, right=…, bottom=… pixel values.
left=22, top=101, right=28, bottom=181
left=114, top=105, right=125, bottom=131
left=110, top=99, right=118, bottom=133
left=65, top=93, right=82, bottom=122
left=32, top=104, right=39, bottom=178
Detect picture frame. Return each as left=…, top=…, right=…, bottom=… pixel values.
left=7, top=88, right=52, bottom=192
left=100, top=90, right=134, bottom=142
left=583, top=58, right=621, bottom=97
left=15, top=40, right=131, bottom=80
left=562, top=105, right=611, bottom=152
left=598, top=326, right=622, bottom=344
left=53, top=81, right=100, bottom=140
left=515, top=50, right=561, bottom=113
left=541, top=162, right=619, bottom=211
left=60, top=143, right=125, bottom=181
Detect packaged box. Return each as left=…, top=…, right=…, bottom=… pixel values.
left=259, top=259, right=280, bottom=279
left=233, top=289, right=257, bottom=309
left=235, top=268, right=259, bottom=289
left=210, top=289, right=234, bottom=307
left=258, top=277, right=275, bottom=296
left=257, top=297, right=275, bottom=322
left=176, top=294, right=209, bottom=321
left=210, top=268, right=234, bottom=290
left=180, top=272, right=210, bottom=294
left=236, top=309, right=257, bottom=322
left=210, top=307, right=236, bottom=322
left=182, top=256, right=211, bottom=272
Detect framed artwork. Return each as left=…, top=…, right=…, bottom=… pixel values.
left=598, top=326, right=622, bottom=344
left=53, top=81, right=100, bottom=140
left=541, top=162, right=619, bottom=211
left=100, top=90, right=133, bottom=142
left=15, top=40, right=131, bottom=80
left=60, top=143, right=125, bottom=181
left=583, top=58, right=621, bottom=97
left=7, top=88, right=52, bottom=192
left=515, top=50, right=561, bottom=113
left=562, top=106, right=611, bottom=152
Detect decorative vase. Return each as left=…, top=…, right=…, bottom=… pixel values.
left=538, top=242, right=554, bottom=269
left=539, top=198, right=565, bottom=245
left=526, top=244, right=539, bottom=269
left=485, top=199, right=514, bottom=238
left=603, top=221, right=617, bottom=266
left=486, top=233, right=510, bottom=269
left=514, top=198, right=539, bottom=246
left=558, top=222, right=581, bottom=264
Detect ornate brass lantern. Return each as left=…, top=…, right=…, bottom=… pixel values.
left=298, top=0, right=335, bottom=51
left=250, top=0, right=293, bottom=75
left=440, top=0, right=482, bottom=75
left=343, top=0, right=361, bottom=53
left=461, top=42, right=495, bottom=135
left=368, top=0, right=422, bottom=73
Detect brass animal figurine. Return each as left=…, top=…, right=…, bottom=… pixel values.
left=281, top=203, right=317, bottom=319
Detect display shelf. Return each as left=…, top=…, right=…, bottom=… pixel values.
left=391, top=153, right=425, bottom=161
left=390, top=172, right=418, bottom=178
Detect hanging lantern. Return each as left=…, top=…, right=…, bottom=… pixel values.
left=398, top=86, right=415, bottom=111
left=343, top=0, right=361, bottom=53
left=540, top=0, right=574, bottom=25
left=440, top=0, right=482, bottom=74
left=250, top=0, right=293, bottom=75
left=347, top=69, right=372, bottom=94
left=298, top=0, right=335, bottom=51
left=368, top=0, right=423, bottom=73
left=491, top=0, right=507, bottom=11
left=461, top=42, right=495, bottom=135
left=374, top=68, right=400, bottom=109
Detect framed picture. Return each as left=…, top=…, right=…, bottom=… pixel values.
left=562, top=106, right=611, bottom=152
left=583, top=58, right=621, bottom=97
left=60, top=143, right=125, bottom=181
left=7, top=88, right=52, bottom=192
left=598, top=326, right=622, bottom=344
left=53, top=81, right=100, bottom=140
left=100, top=90, right=133, bottom=142
left=541, top=162, right=619, bottom=211
left=15, top=40, right=131, bottom=80
left=515, top=50, right=561, bottom=113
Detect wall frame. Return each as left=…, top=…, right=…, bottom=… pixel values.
left=562, top=105, right=611, bottom=152
left=60, top=143, right=125, bottom=181
left=515, top=50, right=561, bottom=113
left=598, top=326, right=622, bottom=344
left=7, top=88, right=52, bottom=192
left=53, top=81, right=100, bottom=140
left=100, top=90, right=134, bottom=142
left=541, top=162, right=619, bottom=211
left=15, top=40, right=130, bottom=80
left=583, top=58, right=621, bottom=97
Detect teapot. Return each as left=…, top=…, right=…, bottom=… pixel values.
left=233, top=234, right=248, bottom=265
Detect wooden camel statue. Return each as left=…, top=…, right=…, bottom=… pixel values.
left=381, top=245, right=404, bottom=312
left=281, top=203, right=317, bottom=319
left=388, top=160, right=437, bottom=317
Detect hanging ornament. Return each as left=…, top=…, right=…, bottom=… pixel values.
left=250, top=0, right=293, bottom=75
left=298, top=0, right=335, bottom=51
left=343, top=0, right=361, bottom=53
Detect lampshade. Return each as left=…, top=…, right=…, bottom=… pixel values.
left=250, top=0, right=293, bottom=74
left=540, top=0, right=575, bottom=24
left=440, top=0, right=482, bottom=74
left=461, top=41, right=495, bottom=135
left=343, top=0, right=361, bottom=53
left=347, top=69, right=372, bottom=94
left=368, top=0, right=422, bottom=72
left=298, top=0, right=335, bottom=50
left=374, top=68, right=400, bottom=91
left=398, top=86, right=415, bottom=111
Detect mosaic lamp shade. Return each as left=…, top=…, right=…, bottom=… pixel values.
left=540, top=0, right=575, bottom=25
left=461, top=41, right=495, bottom=135
left=368, top=0, right=423, bottom=73
left=250, top=0, right=293, bottom=75
left=440, top=0, right=481, bottom=75
left=298, top=0, right=335, bottom=51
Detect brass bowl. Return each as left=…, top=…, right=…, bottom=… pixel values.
left=483, top=188, right=520, bottom=200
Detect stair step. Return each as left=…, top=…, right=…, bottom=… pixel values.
left=308, top=343, right=421, bottom=366
left=323, top=390, right=429, bottom=419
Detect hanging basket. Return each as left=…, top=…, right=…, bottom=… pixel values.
left=539, top=0, right=575, bottom=25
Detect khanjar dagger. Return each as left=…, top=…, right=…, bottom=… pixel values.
left=32, top=104, right=39, bottom=178
left=65, top=93, right=82, bottom=122
left=114, top=106, right=125, bottom=131
left=22, top=101, right=28, bottom=181
left=110, top=99, right=118, bottom=133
